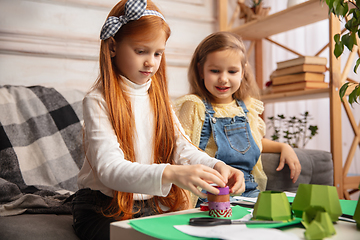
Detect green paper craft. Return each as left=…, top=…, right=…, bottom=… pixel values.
left=253, top=191, right=293, bottom=221
left=292, top=184, right=342, bottom=222
left=313, top=211, right=336, bottom=236
left=304, top=220, right=327, bottom=240
left=128, top=205, right=301, bottom=240
left=353, top=184, right=360, bottom=229
left=302, top=206, right=336, bottom=238
left=291, top=196, right=356, bottom=216
left=302, top=206, right=325, bottom=229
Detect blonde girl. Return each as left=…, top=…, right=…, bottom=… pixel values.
left=175, top=32, right=301, bottom=204
left=71, top=2, right=245, bottom=240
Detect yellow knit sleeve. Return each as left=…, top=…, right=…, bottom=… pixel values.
left=173, top=94, right=207, bottom=208
left=173, top=94, right=205, bottom=147
left=245, top=97, right=268, bottom=191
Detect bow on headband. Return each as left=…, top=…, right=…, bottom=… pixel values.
left=100, top=0, right=166, bottom=40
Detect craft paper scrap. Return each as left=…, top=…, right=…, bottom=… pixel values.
left=174, top=225, right=301, bottom=240
left=232, top=196, right=258, bottom=203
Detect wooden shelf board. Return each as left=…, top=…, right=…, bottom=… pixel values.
left=230, top=0, right=329, bottom=40
left=260, top=88, right=330, bottom=103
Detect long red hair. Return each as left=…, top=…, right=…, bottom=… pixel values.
left=92, top=0, right=189, bottom=220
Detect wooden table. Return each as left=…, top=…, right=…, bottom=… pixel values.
left=110, top=208, right=359, bottom=240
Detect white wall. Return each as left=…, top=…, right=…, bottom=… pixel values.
left=0, top=0, right=217, bottom=96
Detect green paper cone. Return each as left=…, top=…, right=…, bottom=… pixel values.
left=304, top=220, right=326, bottom=240
left=253, top=191, right=292, bottom=221
left=292, top=184, right=342, bottom=222
left=314, top=210, right=336, bottom=236
left=302, top=206, right=326, bottom=229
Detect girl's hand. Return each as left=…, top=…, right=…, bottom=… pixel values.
left=213, top=161, right=245, bottom=195
left=262, top=138, right=302, bottom=184
left=162, top=164, right=227, bottom=198
left=277, top=144, right=301, bottom=183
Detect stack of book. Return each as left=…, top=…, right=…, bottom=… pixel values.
left=270, top=56, right=328, bottom=93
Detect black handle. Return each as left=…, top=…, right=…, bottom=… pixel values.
left=189, top=217, right=232, bottom=226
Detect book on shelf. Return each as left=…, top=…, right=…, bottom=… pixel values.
left=272, top=72, right=325, bottom=85
left=271, top=64, right=327, bottom=78
left=271, top=81, right=329, bottom=93
left=276, top=56, right=327, bottom=70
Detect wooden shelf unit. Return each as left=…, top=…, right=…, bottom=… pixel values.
left=261, top=88, right=330, bottom=104
left=218, top=0, right=360, bottom=199
left=231, top=0, right=329, bottom=40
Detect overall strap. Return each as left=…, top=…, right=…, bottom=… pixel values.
left=203, top=99, right=215, bottom=117
left=235, top=99, right=249, bottom=116
left=198, top=99, right=215, bottom=151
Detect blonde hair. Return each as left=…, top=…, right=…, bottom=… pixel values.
left=188, top=31, right=259, bottom=102
left=91, top=0, right=189, bottom=220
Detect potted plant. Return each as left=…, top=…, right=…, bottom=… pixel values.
left=321, top=0, right=360, bottom=105
left=267, top=111, right=319, bottom=148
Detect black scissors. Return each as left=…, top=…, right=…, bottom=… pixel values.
left=189, top=217, right=282, bottom=226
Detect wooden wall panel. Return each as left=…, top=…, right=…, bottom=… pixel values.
left=0, top=0, right=216, bottom=97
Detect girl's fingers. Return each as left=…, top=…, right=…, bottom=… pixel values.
left=165, top=164, right=226, bottom=196
left=187, top=184, right=207, bottom=198
left=230, top=179, right=245, bottom=195
left=276, top=157, right=285, bottom=171
left=228, top=172, right=245, bottom=195
left=213, top=161, right=245, bottom=195
left=195, top=165, right=227, bottom=188
left=291, top=162, right=301, bottom=183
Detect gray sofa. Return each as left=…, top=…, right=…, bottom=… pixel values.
left=0, top=85, right=333, bottom=240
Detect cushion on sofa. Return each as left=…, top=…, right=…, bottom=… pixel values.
left=0, top=85, right=85, bottom=216
left=262, top=148, right=333, bottom=192
left=0, top=214, right=79, bottom=240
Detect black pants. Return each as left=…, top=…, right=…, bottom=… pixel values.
left=71, top=188, right=159, bottom=240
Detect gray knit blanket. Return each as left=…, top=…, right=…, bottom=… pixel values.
left=0, top=85, right=84, bottom=216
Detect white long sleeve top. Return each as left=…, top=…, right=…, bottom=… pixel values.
left=77, top=77, right=220, bottom=199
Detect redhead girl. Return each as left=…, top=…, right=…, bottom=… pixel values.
left=175, top=32, right=301, bottom=205
left=71, top=2, right=245, bottom=240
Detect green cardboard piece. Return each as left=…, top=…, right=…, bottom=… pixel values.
left=292, top=184, right=342, bottom=222
left=252, top=191, right=293, bottom=221
left=314, top=210, right=336, bottom=236
left=304, top=220, right=326, bottom=240
left=301, top=206, right=325, bottom=229
left=302, top=206, right=336, bottom=237
left=353, top=184, right=360, bottom=230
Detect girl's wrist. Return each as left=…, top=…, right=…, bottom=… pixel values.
left=280, top=142, right=291, bottom=150
left=162, top=165, right=174, bottom=185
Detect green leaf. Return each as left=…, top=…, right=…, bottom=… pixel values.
left=341, top=33, right=356, bottom=51
left=334, top=40, right=344, bottom=58
left=325, top=0, right=334, bottom=7
left=348, top=88, right=358, bottom=105
left=354, top=57, right=360, bottom=73
left=309, top=125, right=319, bottom=136
left=334, top=33, right=341, bottom=43
left=353, top=85, right=360, bottom=104
left=356, top=85, right=360, bottom=96
left=333, top=0, right=348, bottom=17
left=341, top=1, right=349, bottom=16
left=345, top=17, right=357, bottom=32
left=339, top=82, right=350, bottom=99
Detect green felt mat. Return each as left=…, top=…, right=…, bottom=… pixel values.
left=129, top=205, right=302, bottom=240
left=128, top=198, right=358, bottom=240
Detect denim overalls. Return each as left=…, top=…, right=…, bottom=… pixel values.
left=199, top=99, right=260, bottom=197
